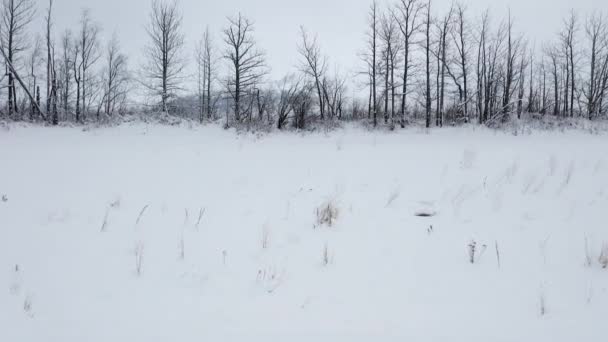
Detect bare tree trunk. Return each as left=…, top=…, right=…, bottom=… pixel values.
left=438, top=7, right=452, bottom=127
left=502, top=12, right=516, bottom=118
left=517, top=56, right=526, bottom=119
left=298, top=27, right=327, bottom=122
left=2, top=0, right=35, bottom=117
left=143, top=0, right=186, bottom=114
left=425, top=0, right=431, bottom=128
left=46, top=0, right=53, bottom=114
left=395, top=0, right=423, bottom=128
left=364, top=2, right=379, bottom=127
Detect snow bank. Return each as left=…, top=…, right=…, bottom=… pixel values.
left=1, top=124, right=607, bottom=341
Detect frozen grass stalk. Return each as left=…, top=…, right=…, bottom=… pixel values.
left=179, top=235, right=185, bottom=260
left=183, top=208, right=189, bottom=226
left=468, top=240, right=477, bottom=264
left=195, top=208, right=206, bottom=230
left=100, top=208, right=109, bottom=232
left=385, top=188, right=400, bottom=207
left=584, top=236, right=593, bottom=267
left=261, top=226, right=270, bottom=250
left=135, top=242, right=144, bottom=276
left=135, top=204, right=149, bottom=226
left=599, top=243, right=608, bottom=269
left=539, top=292, right=547, bottom=316
left=495, top=241, right=501, bottom=268
left=323, top=243, right=331, bottom=266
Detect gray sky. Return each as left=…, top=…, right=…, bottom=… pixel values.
left=41, top=0, right=608, bottom=94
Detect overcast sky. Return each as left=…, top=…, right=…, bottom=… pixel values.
left=39, top=0, right=607, bottom=93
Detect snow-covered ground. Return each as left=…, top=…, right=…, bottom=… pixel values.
left=1, top=123, right=607, bottom=341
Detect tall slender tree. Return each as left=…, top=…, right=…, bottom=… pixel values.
left=366, top=1, right=379, bottom=127
left=77, top=9, right=101, bottom=119
left=424, top=0, right=432, bottom=128
left=1, top=0, right=35, bottom=117
left=394, top=0, right=423, bottom=127
left=298, top=27, right=327, bottom=121
left=45, top=0, right=53, bottom=114
left=102, top=34, right=129, bottom=117
left=142, top=0, right=185, bottom=113
left=452, top=3, right=470, bottom=121
left=223, top=13, right=267, bottom=122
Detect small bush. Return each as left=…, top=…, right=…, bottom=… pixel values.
left=316, top=200, right=339, bottom=227
left=23, top=295, right=33, bottom=317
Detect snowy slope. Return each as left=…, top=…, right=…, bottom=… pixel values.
left=1, top=123, right=607, bottom=341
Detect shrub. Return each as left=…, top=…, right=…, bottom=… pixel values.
left=316, top=200, right=339, bottom=227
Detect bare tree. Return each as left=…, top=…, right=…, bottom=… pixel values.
left=502, top=11, right=523, bottom=118
left=58, top=30, right=72, bottom=118
left=475, top=11, right=489, bottom=123
left=26, top=35, right=42, bottom=120
left=142, top=0, right=185, bottom=113
left=77, top=9, right=101, bottom=119
left=45, top=0, right=53, bottom=114
left=223, top=13, right=268, bottom=122
left=44, top=0, right=59, bottom=125
left=545, top=44, right=561, bottom=116
left=527, top=44, right=536, bottom=113
left=276, top=74, right=302, bottom=129
left=72, top=38, right=82, bottom=122
left=476, top=11, right=507, bottom=123
left=451, top=2, right=470, bottom=121
left=394, top=0, right=423, bottom=127
left=516, top=46, right=528, bottom=118
left=560, top=11, right=577, bottom=117
left=582, top=13, right=607, bottom=118
left=436, top=5, right=453, bottom=127
left=195, top=37, right=205, bottom=122
left=365, top=1, right=379, bottom=126
left=195, top=27, right=215, bottom=122
left=298, top=26, right=327, bottom=121
left=424, top=0, right=432, bottom=128
left=380, top=12, right=401, bottom=126
left=1, top=0, right=35, bottom=116
left=203, top=29, right=215, bottom=119
left=291, top=82, right=314, bottom=129
left=322, top=68, right=348, bottom=120
left=101, top=34, right=129, bottom=117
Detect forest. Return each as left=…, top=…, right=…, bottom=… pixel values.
left=0, top=0, right=607, bottom=130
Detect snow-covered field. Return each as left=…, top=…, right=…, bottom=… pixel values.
left=1, top=123, right=607, bottom=341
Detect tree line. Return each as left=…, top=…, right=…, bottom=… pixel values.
left=0, top=0, right=607, bottom=130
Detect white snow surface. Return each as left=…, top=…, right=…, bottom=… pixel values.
left=1, top=123, right=607, bottom=341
